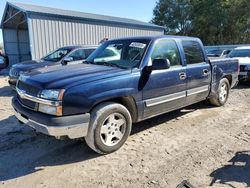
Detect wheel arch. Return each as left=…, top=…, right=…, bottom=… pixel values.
left=90, top=96, right=138, bottom=123
left=223, top=74, right=232, bottom=86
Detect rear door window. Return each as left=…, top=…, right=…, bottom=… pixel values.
left=182, top=40, right=205, bottom=65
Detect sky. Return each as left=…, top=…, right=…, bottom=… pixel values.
left=0, top=0, right=158, bottom=43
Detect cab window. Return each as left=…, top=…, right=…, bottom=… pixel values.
left=182, top=40, right=205, bottom=64
left=151, top=39, right=181, bottom=67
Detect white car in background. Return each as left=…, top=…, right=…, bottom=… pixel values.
left=206, top=49, right=231, bottom=58
left=228, top=46, right=250, bottom=81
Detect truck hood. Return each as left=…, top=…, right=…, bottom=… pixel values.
left=232, top=57, right=250, bottom=65
left=12, top=60, right=57, bottom=72
left=21, top=63, right=131, bottom=89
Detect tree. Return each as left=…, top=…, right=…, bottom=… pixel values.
left=191, top=0, right=250, bottom=45
left=152, top=0, right=192, bottom=35
left=152, top=0, right=250, bottom=45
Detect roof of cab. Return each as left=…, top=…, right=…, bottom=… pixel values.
left=108, top=35, right=200, bottom=42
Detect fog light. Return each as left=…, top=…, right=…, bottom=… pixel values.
left=38, top=103, right=62, bottom=116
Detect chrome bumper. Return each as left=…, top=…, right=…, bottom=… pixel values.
left=14, top=109, right=90, bottom=139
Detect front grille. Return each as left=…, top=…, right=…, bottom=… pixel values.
left=240, top=65, right=246, bottom=72
left=16, top=81, right=40, bottom=111
left=17, top=95, right=37, bottom=110
left=17, top=81, right=40, bottom=96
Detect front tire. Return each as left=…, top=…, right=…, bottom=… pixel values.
left=209, top=78, right=230, bottom=106
left=85, top=102, right=132, bottom=154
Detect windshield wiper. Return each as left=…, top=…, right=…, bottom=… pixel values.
left=86, top=61, right=126, bottom=69
left=97, top=62, right=125, bottom=69
left=83, top=60, right=94, bottom=64
left=108, top=63, right=125, bottom=69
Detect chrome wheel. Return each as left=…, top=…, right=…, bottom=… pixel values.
left=100, top=113, right=126, bottom=147
left=219, top=83, right=228, bottom=102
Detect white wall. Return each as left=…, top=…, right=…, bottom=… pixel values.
left=3, top=28, right=31, bottom=65
left=28, top=15, right=164, bottom=59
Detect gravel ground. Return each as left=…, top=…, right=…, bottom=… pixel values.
left=0, top=75, right=250, bottom=188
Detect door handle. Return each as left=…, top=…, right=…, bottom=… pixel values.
left=203, top=69, right=209, bottom=76
left=179, top=72, right=186, bottom=80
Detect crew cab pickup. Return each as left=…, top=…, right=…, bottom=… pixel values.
left=12, top=36, right=239, bottom=154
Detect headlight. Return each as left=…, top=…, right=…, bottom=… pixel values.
left=38, top=89, right=65, bottom=116
left=40, top=89, right=65, bottom=100
left=38, top=103, right=63, bottom=116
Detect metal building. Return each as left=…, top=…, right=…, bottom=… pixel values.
left=0, top=2, right=164, bottom=65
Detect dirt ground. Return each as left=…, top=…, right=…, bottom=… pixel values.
left=0, top=75, right=250, bottom=188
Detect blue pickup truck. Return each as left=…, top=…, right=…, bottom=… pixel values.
left=12, top=36, right=239, bottom=154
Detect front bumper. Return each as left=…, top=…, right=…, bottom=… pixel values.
left=12, top=97, right=90, bottom=139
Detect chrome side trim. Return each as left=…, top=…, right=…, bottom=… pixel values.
left=16, top=87, right=61, bottom=106
left=187, top=85, right=209, bottom=96
left=145, top=91, right=186, bottom=107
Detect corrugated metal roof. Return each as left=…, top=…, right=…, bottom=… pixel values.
left=7, top=2, right=164, bottom=30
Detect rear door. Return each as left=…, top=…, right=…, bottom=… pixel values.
left=181, top=40, right=211, bottom=105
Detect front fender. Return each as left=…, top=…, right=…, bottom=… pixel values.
left=62, top=72, right=141, bottom=115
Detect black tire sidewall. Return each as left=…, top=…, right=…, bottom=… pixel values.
left=93, top=104, right=132, bottom=154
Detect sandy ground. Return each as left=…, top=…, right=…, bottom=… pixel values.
left=0, top=75, right=250, bottom=188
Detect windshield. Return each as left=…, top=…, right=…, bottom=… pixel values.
left=86, top=39, right=150, bottom=69
left=42, top=48, right=72, bottom=62
left=228, top=49, right=250, bottom=58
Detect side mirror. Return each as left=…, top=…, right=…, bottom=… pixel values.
left=61, top=57, right=73, bottom=65
left=148, top=58, right=171, bottom=71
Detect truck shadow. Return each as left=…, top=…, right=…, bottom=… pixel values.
left=0, top=101, right=213, bottom=182
left=0, top=85, right=15, bottom=97
left=210, top=151, right=250, bottom=187
left=0, top=116, right=100, bottom=181
left=132, top=101, right=212, bottom=135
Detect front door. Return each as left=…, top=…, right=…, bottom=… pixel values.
left=142, top=39, right=187, bottom=119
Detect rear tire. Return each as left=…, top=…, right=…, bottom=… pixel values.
left=85, top=102, right=132, bottom=154
left=209, top=78, right=230, bottom=106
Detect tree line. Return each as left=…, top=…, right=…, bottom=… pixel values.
left=151, top=0, right=250, bottom=45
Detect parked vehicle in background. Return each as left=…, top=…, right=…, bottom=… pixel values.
left=12, top=36, right=239, bottom=154
left=8, top=45, right=97, bottom=87
left=0, top=54, right=9, bottom=70
left=227, top=46, right=250, bottom=81
left=206, top=49, right=231, bottom=58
